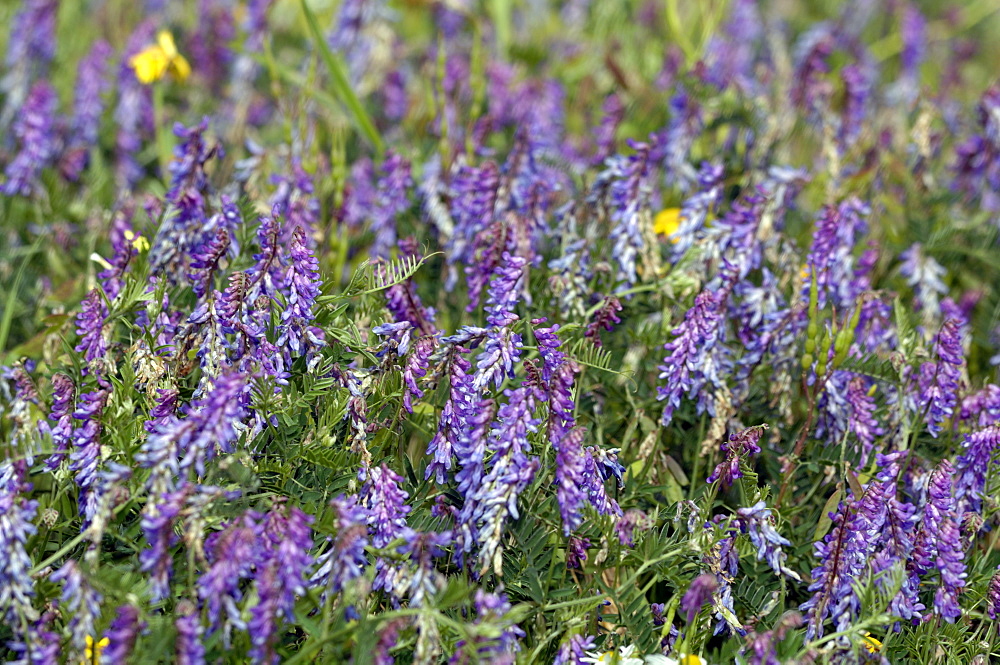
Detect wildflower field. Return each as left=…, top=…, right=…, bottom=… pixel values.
left=5, top=0, right=1000, bottom=662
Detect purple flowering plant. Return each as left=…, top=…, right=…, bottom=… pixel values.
left=5, top=1, right=1000, bottom=664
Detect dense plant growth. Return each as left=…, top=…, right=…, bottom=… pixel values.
left=3, top=0, right=1000, bottom=663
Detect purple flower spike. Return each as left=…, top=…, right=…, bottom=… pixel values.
left=681, top=573, right=720, bottom=624
left=75, top=289, right=109, bottom=372
left=361, top=465, right=412, bottom=597
left=955, top=424, right=1000, bottom=513
left=370, top=151, right=413, bottom=259
left=912, top=460, right=966, bottom=622
left=277, top=225, right=324, bottom=361
left=553, top=634, right=597, bottom=665
left=914, top=317, right=965, bottom=437
left=46, top=373, right=75, bottom=471
left=0, top=461, right=39, bottom=624
left=584, top=296, right=623, bottom=348
left=657, top=287, right=729, bottom=425
left=707, top=425, right=767, bottom=488
left=3, top=81, right=58, bottom=197
left=312, top=494, right=369, bottom=597
left=175, top=600, right=206, bottom=665
left=249, top=505, right=314, bottom=665
left=62, top=40, right=113, bottom=180
left=102, top=605, right=144, bottom=663
left=987, top=567, right=1000, bottom=620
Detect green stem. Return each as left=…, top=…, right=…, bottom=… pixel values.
left=152, top=82, right=173, bottom=182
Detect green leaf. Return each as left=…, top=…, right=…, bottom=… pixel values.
left=299, top=0, right=384, bottom=154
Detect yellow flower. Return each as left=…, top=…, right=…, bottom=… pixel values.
left=82, top=635, right=110, bottom=664
left=124, top=229, right=150, bottom=252
left=861, top=632, right=882, bottom=653
left=654, top=208, right=682, bottom=242
left=129, top=30, right=191, bottom=85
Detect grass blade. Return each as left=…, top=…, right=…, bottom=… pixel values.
left=299, top=0, right=384, bottom=155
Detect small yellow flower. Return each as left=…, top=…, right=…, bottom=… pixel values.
left=82, top=635, right=110, bottom=664
left=682, top=656, right=704, bottom=665
left=124, top=229, right=150, bottom=252
left=129, top=30, right=191, bottom=85
left=654, top=208, right=682, bottom=243
left=861, top=632, right=882, bottom=653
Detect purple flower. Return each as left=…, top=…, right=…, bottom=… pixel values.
left=361, top=465, right=412, bottom=597
left=270, top=163, right=319, bottom=243
left=791, top=25, right=834, bottom=112
left=175, top=600, right=206, bottom=665
left=51, top=561, right=102, bottom=656
left=960, top=384, right=1000, bottom=428
left=403, top=336, right=434, bottom=413
left=277, top=225, right=324, bottom=360
left=459, top=385, right=541, bottom=575
left=369, top=151, right=413, bottom=259
left=1, top=0, right=56, bottom=126
left=615, top=509, right=648, bottom=548
left=2, top=81, right=58, bottom=197
left=661, top=88, right=701, bottom=190
left=102, top=605, right=144, bottom=663
left=190, top=0, right=235, bottom=93
left=669, top=161, right=725, bottom=260
left=955, top=425, right=1000, bottom=513
left=584, top=296, right=622, bottom=348
left=601, top=138, right=655, bottom=289
left=425, top=347, right=476, bottom=485
left=246, top=204, right=285, bottom=302
left=459, top=589, right=526, bottom=661
left=839, top=62, right=872, bottom=148
left=139, top=485, right=189, bottom=601
left=911, top=460, right=966, bottom=621
left=801, top=480, right=890, bottom=639
left=151, top=119, right=221, bottom=278
left=383, top=238, right=437, bottom=335
left=447, top=161, right=500, bottom=290
left=899, top=243, right=947, bottom=319
left=987, top=567, right=1000, bottom=620
left=954, top=85, right=1000, bottom=210
left=61, top=40, right=113, bottom=180
left=74, top=289, right=109, bottom=374
left=200, top=511, right=262, bottom=634
left=707, top=425, right=766, bottom=488
left=900, top=4, right=926, bottom=76
left=98, top=210, right=139, bottom=300
left=553, top=634, right=597, bottom=665
left=115, top=21, right=157, bottom=186
left=566, top=536, right=589, bottom=570
left=0, top=461, right=38, bottom=624
left=374, top=618, right=407, bottom=664
left=312, top=494, right=369, bottom=597
left=806, top=198, right=871, bottom=310
left=45, top=373, right=75, bottom=471
left=70, top=390, right=108, bottom=521
left=249, top=505, right=314, bottom=665
left=914, top=318, right=965, bottom=437
left=682, top=573, right=720, bottom=624
left=535, top=323, right=587, bottom=534
left=736, top=501, right=799, bottom=580
left=657, top=287, right=729, bottom=425
left=582, top=448, right=622, bottom=517
left=745, top=613, right=803, bottom=665
left=845, top=375, right=883, bottom=460
left=472, top=251, right=525, bottom=379
left=6, top=612, right=60, bottom=665
left=592, top=93, right=623, bottom=165
left=188, top=228, right=230, bottom=299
